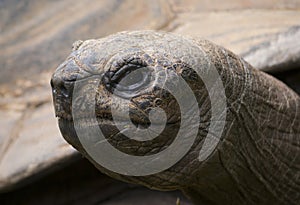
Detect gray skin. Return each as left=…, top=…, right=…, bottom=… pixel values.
left=51, top=31, right=300, bottom=205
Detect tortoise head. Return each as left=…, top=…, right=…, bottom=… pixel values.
left=50, top=31, right=213, bottom=190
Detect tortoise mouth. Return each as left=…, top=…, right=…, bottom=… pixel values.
left=58, top=116, right=180, bottom=146
left=58, top=117, right=122, bottom=151
left=56, top=106, right=180, bottom=128
left=57, top=114, right=164, bottom=128
left=58, top=116, right=180, bottom=156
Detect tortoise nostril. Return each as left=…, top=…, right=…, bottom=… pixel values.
left=61, top=83, right=73, bottom=98
left=51, top=76, right=73, bottom=99
left=50, top=79, right=54, bottom=88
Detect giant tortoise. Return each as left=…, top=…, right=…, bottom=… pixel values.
left=51, top=30, right=300, bottom=205
left=1, top=0, right=300, bottom=204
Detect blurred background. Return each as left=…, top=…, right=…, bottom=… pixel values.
left=0, top=0, right=299, bottom=204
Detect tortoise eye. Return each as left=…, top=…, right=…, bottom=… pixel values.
left=118, top=68, right=144, bottom=88
left=103, top=64, right=153, bottom=98
left=115, top=66, right=150, bottom=91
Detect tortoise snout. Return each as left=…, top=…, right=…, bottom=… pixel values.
left=51, top=75, right=74, bottom=119
left=51, top=56, right=93, bottom=120
left=51, top=77, right=74, bottom=99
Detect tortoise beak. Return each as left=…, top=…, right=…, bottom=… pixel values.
left=50, top=58, right=80, bottom=120
left=50, top=77, right=74, bottom=120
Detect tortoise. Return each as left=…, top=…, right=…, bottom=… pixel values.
left=1, top=0, right=300, bottom=204
left=51, top=30, right=300, bottom=205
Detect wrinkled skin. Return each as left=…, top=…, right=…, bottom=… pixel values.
left=51, top=31, right=300, bottom=205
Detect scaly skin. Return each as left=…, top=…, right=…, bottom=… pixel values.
left=51, top=31, right=300, bottom=205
